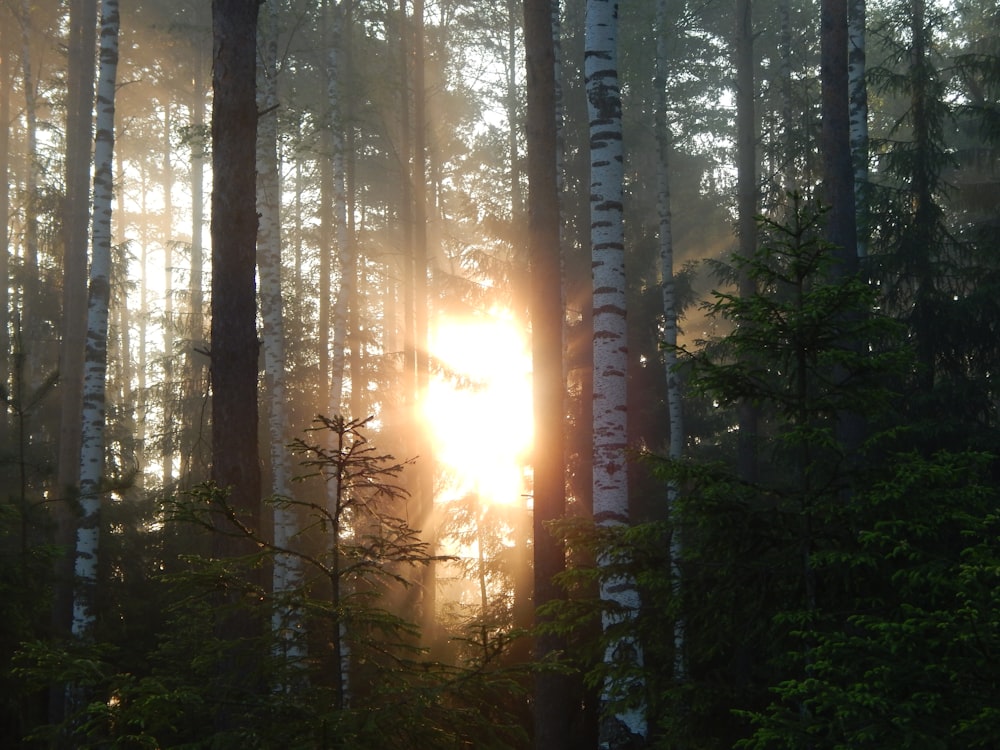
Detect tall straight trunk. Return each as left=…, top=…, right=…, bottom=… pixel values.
left=848, top=0, right=868, bottom=259
left=162, top=104, right=175, bottom=491
left=655, top=0, right=685, bottom=683
left=71, top=0, right=119, bottom=641
left=778, top=0, right=795, bottom=195
left=0, top=10, right=10, bottom=449
left=586, top=0, right=646, bottom=744
left=735, top=0, right=758, bottom=484
left=319, top=147, right=333, bottom=397
left=821, top=0, right=864, bottom=461
left=821, top=0, right=858, bottom=273
left=525, top=0, right=570, bottom=745
left=210, top=0, right=262, bottom=727
left=506, top=0, right=522, bottom=220
left=411, top=0, right=436, bottom=639
left=58, top=0, right=98, bottom=501
left=326, top=0, right=355, bottom=413
left=183, top=46, right=210, bottom=484
left=257, top=0, right=305, bottom=668
left=18, top=0, right=40, bottom=368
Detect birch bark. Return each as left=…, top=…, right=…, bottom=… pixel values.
left=71, top=0, right=119, bottom=641
left=655, top=0, right=685, bottom=683
left=257, top=0, right=305, bottom=668
left=586, top=0, right=646, bottom=743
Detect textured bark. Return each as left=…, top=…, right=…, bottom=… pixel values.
left=71, top=0, right=119, bottom=641
left=655, top=0, right=685, bottom=684
left=211, top=0, right=260, bottom=525
left=586, top=0, right=646, bottom=743
left=211, top=0, right=262, bottom=730
left=525, top=0, right=571, bottom=745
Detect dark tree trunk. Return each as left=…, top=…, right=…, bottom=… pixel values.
left=735, top=0, right=758, bottom=484
left=821, top=0, right=858, bottom=274
left=526, top=0, right=571, bottom=745
left=210, top=0, right=262, bottom=730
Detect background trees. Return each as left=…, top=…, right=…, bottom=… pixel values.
left=1, top=0, right=999, bottom=746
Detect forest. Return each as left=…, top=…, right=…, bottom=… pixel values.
left=1, top=0, right=999, bottom=747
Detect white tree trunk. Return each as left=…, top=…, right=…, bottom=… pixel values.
left=586, top=0, right=646, bottom=744
left=655, top=0, right=685, bottom=684
left=256, top=0, right=305, bottom=668
left=71, top=0, right=119, bottom=641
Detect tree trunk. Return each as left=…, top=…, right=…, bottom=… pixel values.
left=183, top=41, right=210, bottom=485
left=210, top=0, right=262, bottom=727
left=71, top=0, right=120, bottom=643
left=18, top=0, right=40, bottom=376
left=848, top=0, right=868, bottom=259
left=57, top=0, right=98, bottom=503
left=326, top=0, right=356, bottom=414
left=0, top=9, right=9, bottom=435
left=257, top=0, right=305, bottom=670
left=162, top=104, right=176, bottom=491
left=525, top=0, right=571, bottom=745
left=655, top=0, right=685, bottom=684
left=586, top=0, right=646, bottom=744
left=410, top=0, right=437, bottom=641
left=821, top=0, right=858, bottom=274
left=735, top=0, right=758, bottom=484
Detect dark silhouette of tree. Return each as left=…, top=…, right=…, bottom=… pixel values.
left=209, top=0, right=262, bottom=735
left=525, top=0, right=572, bottom=746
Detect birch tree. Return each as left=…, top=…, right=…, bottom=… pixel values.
left=257, top=0, right=304, bottom=669
left=655, top=0, right=685, bottom=684
left=71, top=0, right=120, bottom=641
left=57, top=0, right=98, bottom=503
left=586, top=0, right=646, bottom=744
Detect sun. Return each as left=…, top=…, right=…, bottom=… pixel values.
left=423, top=310, right=532, bottom=507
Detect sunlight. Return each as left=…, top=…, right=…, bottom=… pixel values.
left=423, top=310, right=532, bottom=507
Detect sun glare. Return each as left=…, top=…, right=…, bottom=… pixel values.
left=424, top=311, right=533, bottom=507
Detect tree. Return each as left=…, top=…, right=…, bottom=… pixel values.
left=656, top=197, right=903, bottom=746
left=525, top=0, right=572, bottom=746
left=586, top=0, right=646, bottom=744
left=654, top=0, right=685, bottom=688
left=210, top=0, right=262, bottom=733
left=735, top=0, right=759, bottom=484
left=257, top=0, right=304, bottom=668
left=71, top=0, right=120, bottom=643
left=821, top=0, right=858, bottom=273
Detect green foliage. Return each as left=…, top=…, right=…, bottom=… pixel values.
left=740, top=450, right=1000, bottom=749
left=13, top=416, right=528, bottom=748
